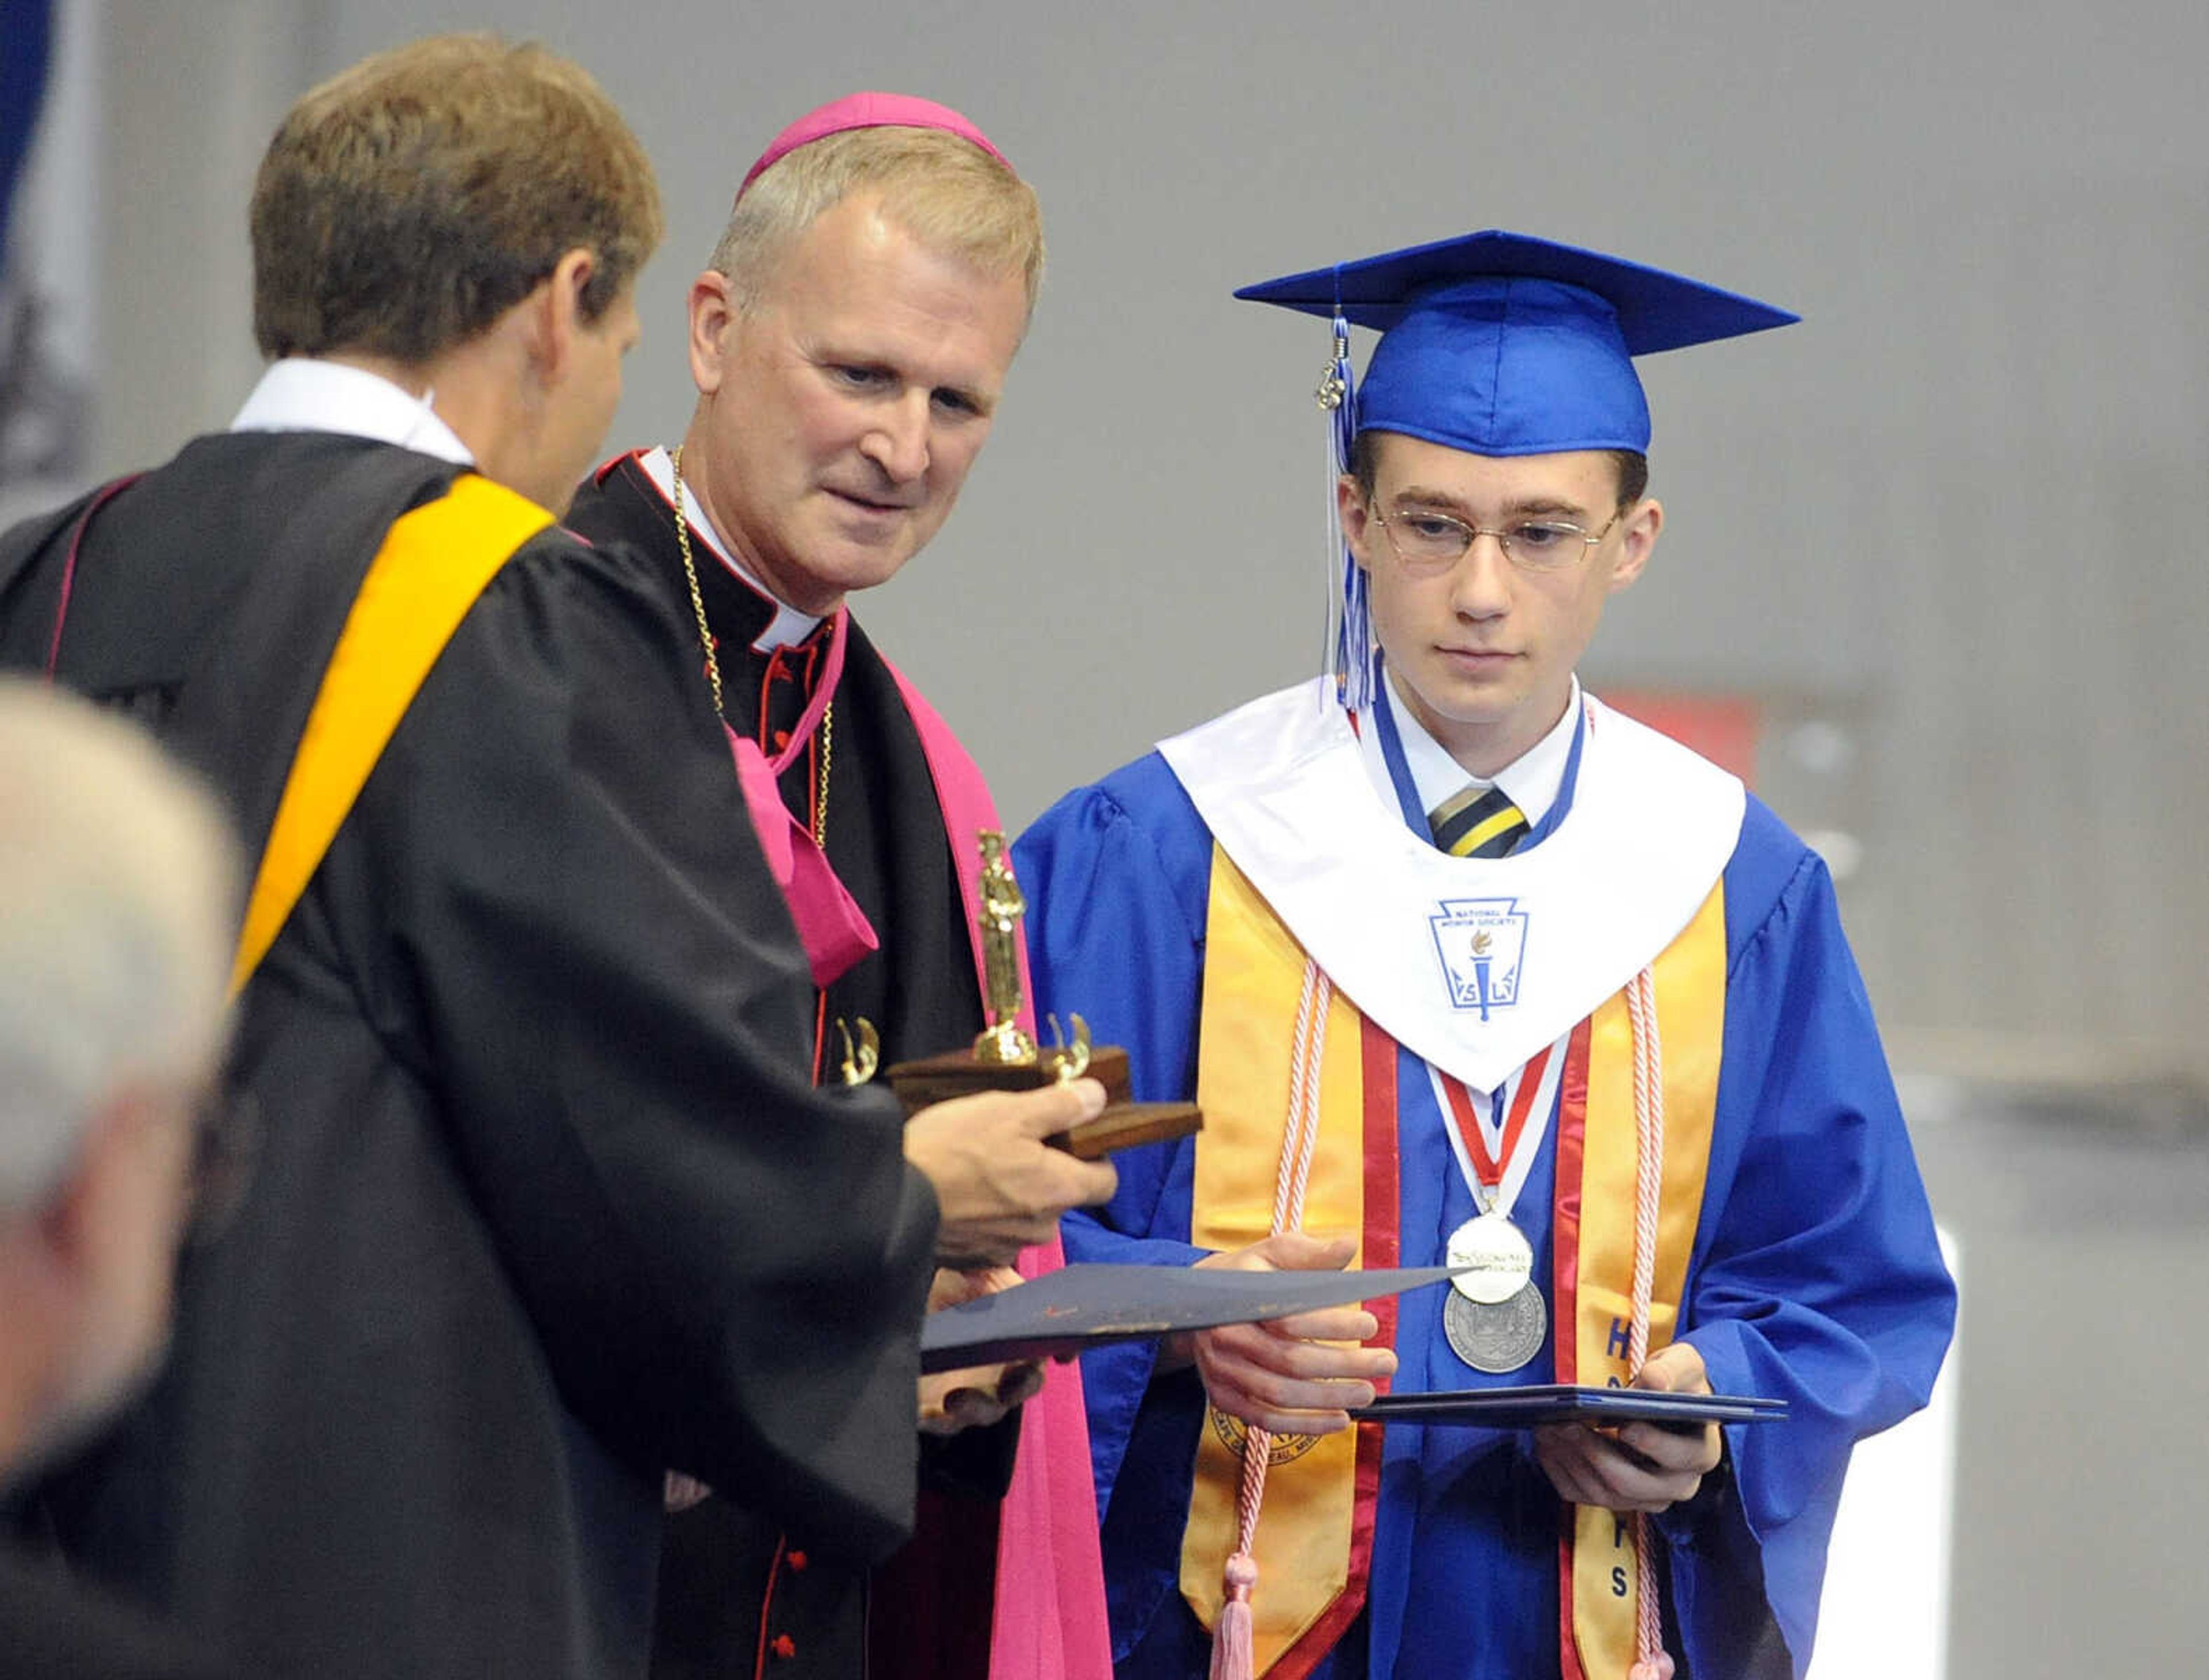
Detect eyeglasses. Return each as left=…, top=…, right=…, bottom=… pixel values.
left=1367, top=504, right=1620, bottom=574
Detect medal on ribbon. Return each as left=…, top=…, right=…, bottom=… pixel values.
left=1432, top=1036, right=1569, bottom=1373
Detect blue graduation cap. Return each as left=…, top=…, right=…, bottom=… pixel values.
left=1236, top=228, right=1797, bottom=456
left=1236, top=230, right=1797, bottom=705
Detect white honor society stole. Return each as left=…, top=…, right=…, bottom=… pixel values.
left=1159, top=680, right=1745, bottom=1093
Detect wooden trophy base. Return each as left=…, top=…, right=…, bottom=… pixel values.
left=882, top=1043, right=1202, bottom=1162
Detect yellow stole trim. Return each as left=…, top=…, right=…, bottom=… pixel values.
left=1182, top=851, right=1369, bottom=1674
left=1181, top=853, right=1729, bottom=1678
left=229, top=476, right=551, bottom=999
left=1564, top=882, right=1726, bottom=1678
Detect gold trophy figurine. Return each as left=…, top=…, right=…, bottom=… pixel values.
left=971, top=831, right=1093, bottom=1079
left=972, top=831, right=1035, bottom=1065
left=835, top=1018, right=880, bottom=1087
left=883, top=830, right=1198, bottom=1160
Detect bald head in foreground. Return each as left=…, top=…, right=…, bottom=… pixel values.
left=0, top=682, right=239, bottom=1677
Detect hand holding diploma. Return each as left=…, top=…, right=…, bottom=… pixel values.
left=918, top=1267, right=1045, bottom=1434
left=1170, top=1231, right=1400, bottom=1438
left=1532, top=1341, right=1723, bottom=1514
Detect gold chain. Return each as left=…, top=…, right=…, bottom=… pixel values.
left=812, top=685, right=833, bottom=847
left=668, top=445, right=832, bottom=846
left=668, top=445, right=724, bottom=718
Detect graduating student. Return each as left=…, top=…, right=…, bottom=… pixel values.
left=1015, top=232, right=1956, bottom=1679
left=0, top=39, right=1107, bottom=1680
left=565, top=93, right=1113, bottom=1680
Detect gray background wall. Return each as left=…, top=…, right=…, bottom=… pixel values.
left=41, top=1, right=2209, bottom=1673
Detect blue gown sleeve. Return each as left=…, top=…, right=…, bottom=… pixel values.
left=1668, top=799, right=1957, bottom=1678
left=1016, top=756, right=1217, bottom=1522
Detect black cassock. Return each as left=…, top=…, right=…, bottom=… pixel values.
left=568, top=453, right=1012, bottom=1680
left=0, top=433, right=938, bottom=1680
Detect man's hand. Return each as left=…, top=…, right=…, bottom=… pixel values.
left=918, top=1267, right=1045, bottom=1434
left=904, top=1079, right=1118, bottom=1268
left=1533, top=1341, right=1722, bottom=1513
left=1167, top=1231, right=1397, bottom=1437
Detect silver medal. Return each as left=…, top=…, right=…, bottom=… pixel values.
left=1445, top=1210, right=1535, bottom=1304
left=1443, top=1282, right=1547, bottom=1375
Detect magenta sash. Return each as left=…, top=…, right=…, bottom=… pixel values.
left=724, top=608, right=878, bottom=988
left=883, top=656, right=1113, bottom=1680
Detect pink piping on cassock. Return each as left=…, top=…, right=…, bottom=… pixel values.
left=883, top=654, right=1114, bottom=1680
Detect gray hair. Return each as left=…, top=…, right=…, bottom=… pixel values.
left=710, top=125, right=1043, bottom=320
left=0, top=683, right=241, bottom=1215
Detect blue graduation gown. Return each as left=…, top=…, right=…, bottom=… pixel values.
left=1014, top=749, right=1954, bottom=1679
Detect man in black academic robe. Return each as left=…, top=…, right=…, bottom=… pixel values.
left=3, top=419, right=938, bottom=1677
left=0, top=40, right=1107, bottom=1680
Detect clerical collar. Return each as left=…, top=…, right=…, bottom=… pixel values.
left=229, top=358, right=474, bottom=465
left=636, top=445, right=822, bottom=652
left=1371, top=669, right=1582, bottom=831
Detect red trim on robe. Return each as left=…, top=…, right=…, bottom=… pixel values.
left=1551, top=1016, right=1595, bottom=1680
left=43, top=475, right=143, bottom=678
left=1265, top=1013, right=1401, bottom=1680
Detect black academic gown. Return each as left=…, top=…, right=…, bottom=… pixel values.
left=0, top=433, right=939, bottom=1680
left=567, top=455, right=1011, bottom=1680
left=0, top=1539, right=236, bottom=1680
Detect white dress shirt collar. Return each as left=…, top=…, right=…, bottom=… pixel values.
left=228, top=358, right=474, bottom=465
left=1373, top=669, right=1583, bottom=831
left=635, top=445, right=822, bottom=652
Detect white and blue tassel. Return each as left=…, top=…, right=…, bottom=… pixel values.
left=1316, top=311, right=1371, bottom=712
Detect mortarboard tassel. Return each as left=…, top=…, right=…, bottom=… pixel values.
left=1316, top=311, right=1371, bottom=712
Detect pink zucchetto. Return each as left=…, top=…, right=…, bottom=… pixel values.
left=736, top=91, right=1012, bottom=201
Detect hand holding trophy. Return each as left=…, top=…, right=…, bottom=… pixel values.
left=884, top=831, right=1203, bottom=1160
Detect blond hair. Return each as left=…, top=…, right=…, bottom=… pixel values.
left=0, top=684, right=241, bottom=1213
left=251, top=33, right=663, bottom=362
left=711, top=125, right=1042, bottom=319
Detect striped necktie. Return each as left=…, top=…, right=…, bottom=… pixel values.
left=1428, top=783, right=1528, bottom=858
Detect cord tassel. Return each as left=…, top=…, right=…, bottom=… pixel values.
left=1208, top=1552, right=1260, bottom=1680
left=1623, top=967, right=1673, bottom=1680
